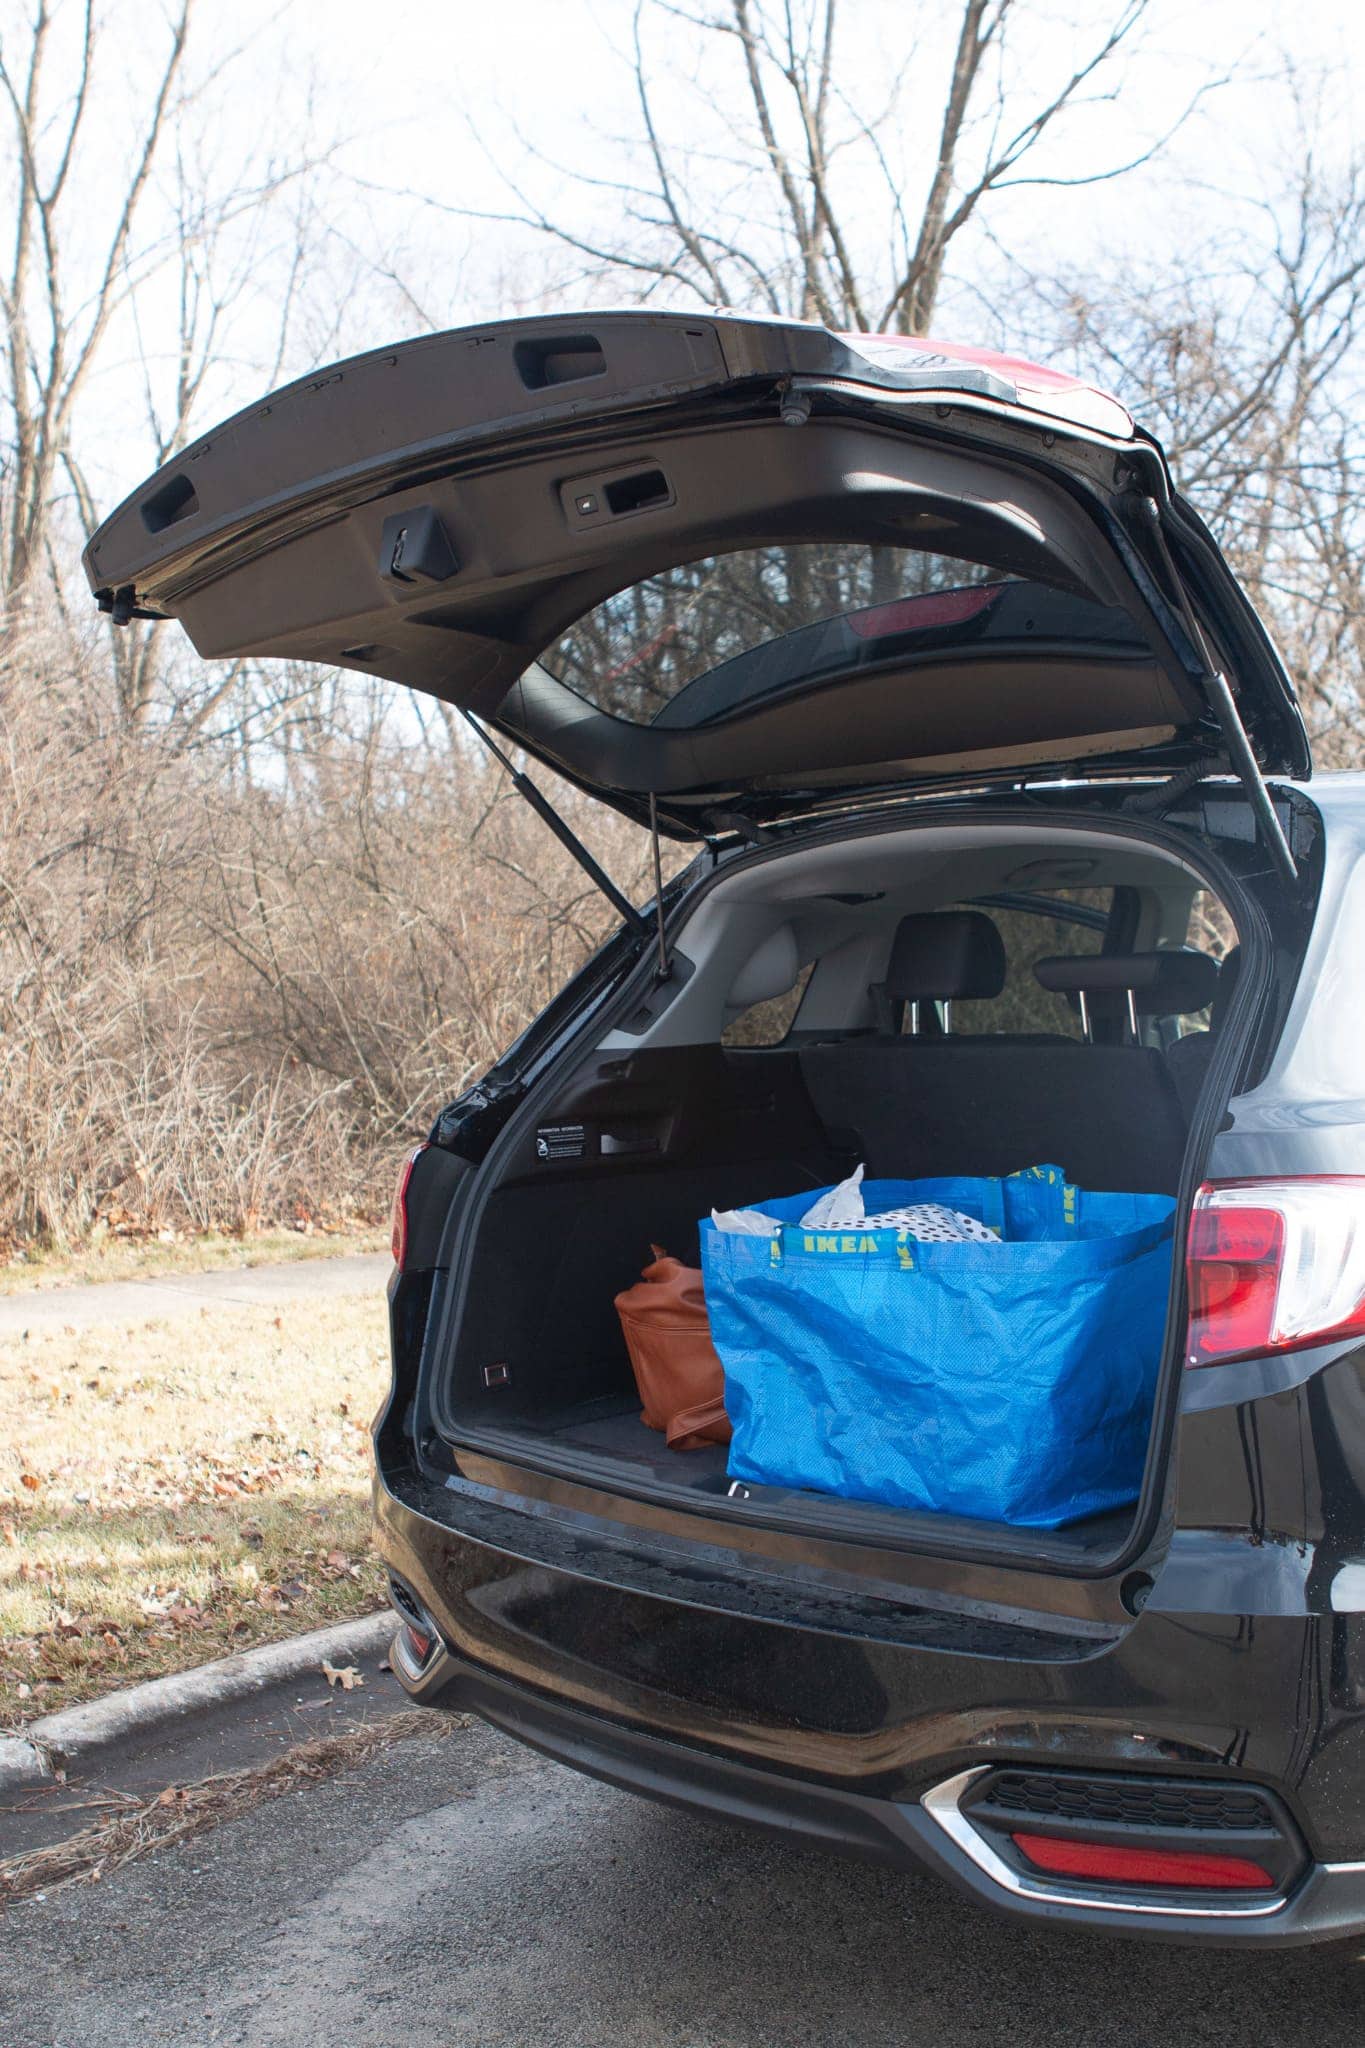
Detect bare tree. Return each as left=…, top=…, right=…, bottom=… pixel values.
left=463, top=0, right=1208, bottom=335
left=1028, top=137, right=1365, bottom=759
left=0, top=1, right=191, bottom=607
left=0, top=1, right=346, bottom=734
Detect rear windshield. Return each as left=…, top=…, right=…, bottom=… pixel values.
left=539, top=543, right=1144, bottom=729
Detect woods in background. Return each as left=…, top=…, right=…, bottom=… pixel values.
left=1, top=0, right=1362, bottom=1246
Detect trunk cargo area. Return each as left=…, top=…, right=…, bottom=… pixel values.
left=414, top=806, right=1289, bottom=1568
left=431, top=1025, right=1195, bottom=1558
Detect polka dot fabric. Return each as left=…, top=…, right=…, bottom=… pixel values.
left=829, top=1201, right=998, bottom=1243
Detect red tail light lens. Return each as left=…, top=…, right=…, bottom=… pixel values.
left=1187, top=1178, right=1365, bottom=1367
left=1012, top=1831, right=1276, bottom=1891
left=389, top=1144, right=428, bottom=1270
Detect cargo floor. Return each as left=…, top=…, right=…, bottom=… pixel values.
left=479, top=1396, right=1135, bottom=1554
left=548, top=1400, right=731, bottom=1487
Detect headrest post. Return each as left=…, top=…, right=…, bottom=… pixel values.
left=943, top=998, right=953, bottom=1036
left=909, top=999, right=920, bottom=1037
left=1034, top=947, right=1221, bottom=1029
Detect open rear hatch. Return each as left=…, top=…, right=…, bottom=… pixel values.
left=85, top=312, right=1308, bottom=842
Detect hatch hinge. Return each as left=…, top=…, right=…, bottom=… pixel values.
left=460, top=712, right=650, bottom=940
left=701, top=808, right=771, bottom=846
left=1140, top=500, right=1297, bottom=883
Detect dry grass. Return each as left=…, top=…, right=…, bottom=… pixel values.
left=0, top=1291, right=390, bottom=1725
left=0, top=1708, right=460, bottom=1905
left=0, top=1222, right=387, bottom=1296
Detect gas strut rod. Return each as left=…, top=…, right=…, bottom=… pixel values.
left=648, top=792, right=672, bottom=983
left=460, top=711, right=650, bottom=938
left=1140, top=500, right=1298, bottom=885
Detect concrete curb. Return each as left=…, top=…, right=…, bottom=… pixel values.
left=0, top=1610, right=395, bottom=1793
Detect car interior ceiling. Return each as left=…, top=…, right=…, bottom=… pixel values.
left=440, top=823, right=1237, bottom=1533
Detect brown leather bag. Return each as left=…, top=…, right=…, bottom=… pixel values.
left=614, top=1246, right=732, bottom=1450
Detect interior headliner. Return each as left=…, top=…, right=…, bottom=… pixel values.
left=600, top=820, right=1209, bottom=1052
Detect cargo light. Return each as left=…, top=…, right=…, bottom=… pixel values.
left=389, top=1144, right=428, bottom=1271
left=1012, top=1831, right=1276, bottom=1891
left=1186, top=1178, right=1365, bottom=1367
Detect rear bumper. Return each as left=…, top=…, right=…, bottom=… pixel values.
left=400, top=1641, right=1365, bottom=1947
left=375, top=1465, right=1365, bottom=1946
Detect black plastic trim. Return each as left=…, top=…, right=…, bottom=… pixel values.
left=400, top=1652, right=1365, bottom=1947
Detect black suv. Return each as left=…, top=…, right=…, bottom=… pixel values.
left=90, top=313, right=1365, bottom=1945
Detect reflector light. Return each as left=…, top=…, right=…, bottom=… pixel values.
left=403, top=1621, right=433, bottom=1664
left=846, top=583, right=1002, bottom=640
left=1012, top=1831, right=1275, bottom=1891
left=389, top=1144, right=428, bottom=1270
left=1186, top=1178, right=1365, bottom=1366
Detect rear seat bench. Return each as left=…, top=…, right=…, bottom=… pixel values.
left=798, top=912, right=1220, bottom=1195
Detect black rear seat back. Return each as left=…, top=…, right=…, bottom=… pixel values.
left=800, top=1040, right=1187, bottom=1191
left=801, top=922, right=1193, bottom=1193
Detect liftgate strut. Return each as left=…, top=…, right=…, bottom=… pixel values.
left=460, top=711, right=673, bottom=977
left=1140, top=499, right=1298, bottom=885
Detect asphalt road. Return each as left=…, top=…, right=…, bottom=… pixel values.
left=4, top=1718, right=1362, bottom=2048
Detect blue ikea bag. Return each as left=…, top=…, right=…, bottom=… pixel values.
left=698, top=1166, right=1175, bottom=1529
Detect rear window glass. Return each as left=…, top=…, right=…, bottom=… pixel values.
left=953, top=893, right=1112, bottom=1040
left=540, top=543, right=1017, bottom=726
left=721, top=963, right=815, bottom=1048
left=1186, top=887, right=1236, bottom=961
left=539, top=544, right=1146, bottom=731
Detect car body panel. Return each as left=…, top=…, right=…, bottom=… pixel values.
left=369, top=774, right=1364, bottom=1941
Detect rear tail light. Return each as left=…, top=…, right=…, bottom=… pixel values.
left=1187, top=1177, right=1365, bottom=1366
left=1012, top=1831, right=1276, bottom=1891
left=389, top=1143, right=428, bottom=1270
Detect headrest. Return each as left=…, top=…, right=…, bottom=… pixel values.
left=882, top=911, right=1006, bottom=1002
left=1034, top=948, right=1220, bottom=1016
left=726, top=924, right=799, bottom=1010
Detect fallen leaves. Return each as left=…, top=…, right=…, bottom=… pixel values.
left=137, top=1589, right=185, bottom=1618
left=1, top=1291, right=387, bottom=1717
left=321, top=1660, right=363, bottom=1691
left=0, top=1709, right=452, bottom=1904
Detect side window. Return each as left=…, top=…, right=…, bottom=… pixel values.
left=1186, top=888, right=1236, bottom=963
left=1146, top=888, right=1236, bottom=1043
left=950, top=892, right=1113, bottom=1040
left=721, top=963, right=814, bottom=1047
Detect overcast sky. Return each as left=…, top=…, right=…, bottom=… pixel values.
left=310, top=0, right=1364, bottom=272
left=11, top=0, right=1365, bottom=512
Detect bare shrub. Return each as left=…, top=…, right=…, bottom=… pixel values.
left=0, top=621, right=658, bottom=1249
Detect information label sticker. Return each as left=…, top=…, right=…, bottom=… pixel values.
left=535, top=1123, right=587, bottom=1162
